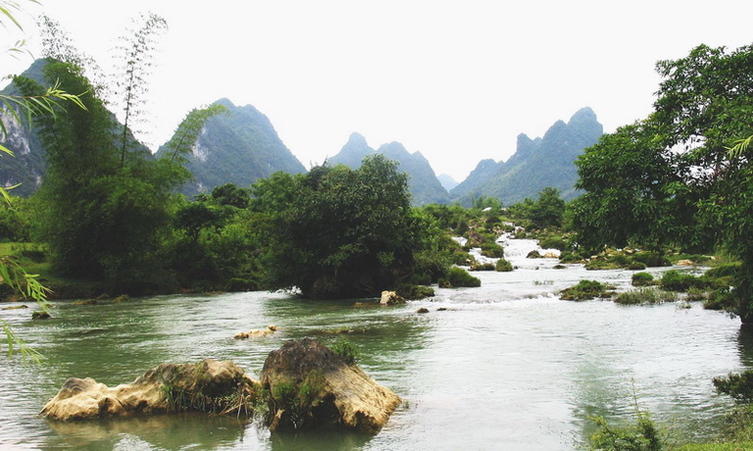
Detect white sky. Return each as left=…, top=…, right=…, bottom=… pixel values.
left=4, top=0, right=753, bottom=181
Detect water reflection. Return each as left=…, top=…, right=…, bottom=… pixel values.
left=737, top=324, right=753, bottom=367
left=42, top=414, right=249, bottom=450
left=269, top=429, right=373, bottom=451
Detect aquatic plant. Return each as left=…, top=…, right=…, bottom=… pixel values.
left=614, top=288, right=676, bottom=306
left=495, top=259, right=513, bottom=272
left=632, top=272, right=655, bottom=287
left=560, top=280, right=611, bottom=301
left=331, top=338, right=360, bottom=365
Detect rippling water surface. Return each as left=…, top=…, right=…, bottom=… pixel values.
left=0, top=240, right=746, bottom=450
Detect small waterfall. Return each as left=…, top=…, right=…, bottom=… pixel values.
left=452, top=233, right=562, bottom=269
left=498, top=233, right=561, bottom=269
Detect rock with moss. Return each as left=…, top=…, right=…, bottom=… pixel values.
left=260, top=338, right=401, bottom=433
left=379, top=290, right=405, bottom=305
left=40, top=359, right=259, bottom=421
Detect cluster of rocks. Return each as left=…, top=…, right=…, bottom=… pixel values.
left=41, top=338, right=401, bottom=434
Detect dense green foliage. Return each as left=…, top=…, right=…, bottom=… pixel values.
left=571, top=43, right=753, bottom=322
left=714, top=370, right=753, bottom=403
left=16, top=61, right=187, bottom=292
left=508, top=187, right=566, bottom=229
left=588, top=411, right=663, bottom=451
left=252, top=155, right=439, bottom=299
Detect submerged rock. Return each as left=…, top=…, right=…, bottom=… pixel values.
left=234, top=325, right=278, bottom=339
left=260, top=338, right=401, bottom=433
left=40, top=359, right=258, bottom=421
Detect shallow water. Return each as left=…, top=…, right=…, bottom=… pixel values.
left=0, top=242, right=746, bottom=450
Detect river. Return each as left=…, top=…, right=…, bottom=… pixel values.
left=0, top=239, right=746, bottom=450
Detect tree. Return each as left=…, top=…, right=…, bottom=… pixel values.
left=0, top=0, right=85, bottom=359
left=528, top=187, right=566, bottom=229
left=18, top=61, right=184, bottom=292
left=570, top=119, right=700, bottom=252
left=572, top=43, right=753, bottom=321
left=254, top=155, right=426, bottom=299
left=111, top=12, right=167, bottom=165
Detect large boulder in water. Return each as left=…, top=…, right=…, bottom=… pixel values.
left=40, top=359, right=258, bottom=421
left=260, top=338, right=401, bottom=433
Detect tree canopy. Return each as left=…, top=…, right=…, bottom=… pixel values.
left=253, top=155, right=427, bottom=299
left=572, top=43, right=753, bottom=321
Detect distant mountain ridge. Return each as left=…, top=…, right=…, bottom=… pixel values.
left=1, top=60, right=604, bottom=207
left=156, top=98, right=306, bottom=195
left=328, top=133, right=450, bottom=206
left=450, top=107, right=603, bottom=205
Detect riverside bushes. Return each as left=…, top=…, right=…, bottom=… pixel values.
left=439, top=267, right=481, bottom=288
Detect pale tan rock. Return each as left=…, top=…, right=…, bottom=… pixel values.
left=41, top=359, right=254, bottom=421
left=234, top=325, right=278, bottom=339
left=379, top=290, right=404, bottom=305
left=676, top=259, right=695, bottom=266
left=260, top=338, right=401, bottom=433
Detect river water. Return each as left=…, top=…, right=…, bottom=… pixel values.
left=0, top=239, right=747, bottom=450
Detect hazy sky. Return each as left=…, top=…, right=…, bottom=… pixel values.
left=4, top=0, right=753, bottom=181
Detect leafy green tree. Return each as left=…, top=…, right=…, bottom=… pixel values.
left=1, top=0, right=85, bottom=359
left=255, top=155, right=427, bottom=299
left=210, top=183, right=251, bottom=209
left=18, top=61, right=183, bottom=291
left=528, top=187, right=565, bottom=229
left=573, top=43, right=753, bottom=321
left=570, top=120, right=698, bottom=252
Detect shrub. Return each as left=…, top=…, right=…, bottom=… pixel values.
left=660, top=270, right=701, bottom=292
left=480, top=242, right=505, bottom=258
left=560, top=280, right=609, bottom=301
left=704, top=262, right=741, bottom=280
left=539, top=237, right=567, bottom=251
left=439, top=267, right=481, bottom=288
left=396, top=284, right=435, bottom=300
left=585, top=259, right=621, bottom=270
left=559, top=251, right=584, bottom=263
left=614, top=288, right=675, bottom=305
left=631, top=272, right=655, bottom=287
left=495, top=259, right=513, bottom=272
left=714, top=370, right=753, bottom=403
left=588, top=412, right=663, bottom=451
left=703, top=288, right=737, bottom=311
left=331, top=338, right=360, bottom=365
left=631, top=252, right=671, bottom=267
left=470, top=262, right=495, bottom=271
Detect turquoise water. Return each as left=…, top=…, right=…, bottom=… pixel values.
left=0, top=245, right=745, bottom=450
